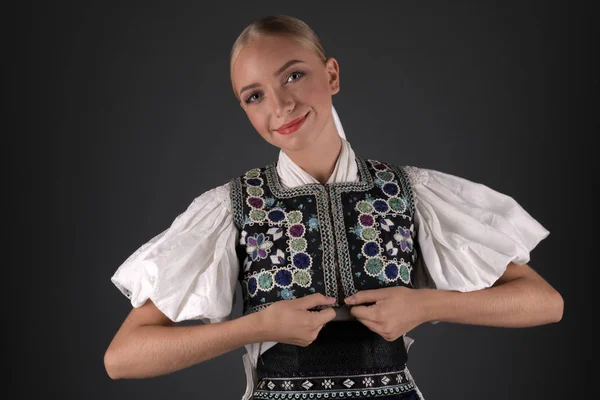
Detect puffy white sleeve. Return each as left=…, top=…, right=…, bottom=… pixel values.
left=110, top=182, right=240, bottom=323
left=404, top=167, right=550, bottom=292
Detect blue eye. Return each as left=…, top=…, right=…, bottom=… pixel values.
left=245, top=92, right=261, bottom=104
left=287, top=71, right=305, bottom=82
left=244, top=71, right=305, bottom=105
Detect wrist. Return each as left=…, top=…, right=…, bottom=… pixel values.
left=418, top=288, right=450, bottom=323
left=240, top=310, right=271, bottom=343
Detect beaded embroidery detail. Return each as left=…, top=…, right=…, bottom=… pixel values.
left=331, top=159, right=416, bottom=294
left=231, top=158, right=418, bottom=314
left=350, top=160, right=414, bottom=285
left=237, top=168, right=317, bottom=306
left=263, top=163, right=348, bottom=303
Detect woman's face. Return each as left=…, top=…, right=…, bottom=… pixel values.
left=231, top=35, right=340, bottom=152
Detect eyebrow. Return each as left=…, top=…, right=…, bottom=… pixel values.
left=238, top=59, right=305, bottom=97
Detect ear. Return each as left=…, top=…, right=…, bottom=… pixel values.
left=325, top=57, right=340, bottom=95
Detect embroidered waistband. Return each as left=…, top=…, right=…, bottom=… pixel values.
left=253, top=365, right=416, bottom=399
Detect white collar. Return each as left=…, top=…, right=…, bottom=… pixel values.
left=275, top=105, right=359, bottom=189
left=276, top=137, right=359, bottom=189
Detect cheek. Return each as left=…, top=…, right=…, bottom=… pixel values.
left=247, top=110, right=271, bottom=136
left=298, top=77, right=330, bottom=106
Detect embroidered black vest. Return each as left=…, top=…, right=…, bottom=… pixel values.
left=230, top=157, right=418, bottom=316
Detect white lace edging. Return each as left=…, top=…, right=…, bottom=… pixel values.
left=402, top=166, right=429, bottom=187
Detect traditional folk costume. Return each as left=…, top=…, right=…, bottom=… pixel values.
left=111, top=106, right=549, bottom=399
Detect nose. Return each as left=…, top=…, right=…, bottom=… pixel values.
left=269, top=88, right=295, bottom=118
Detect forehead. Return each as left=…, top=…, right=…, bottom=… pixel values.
left=232, top=35, right=318, bottom=86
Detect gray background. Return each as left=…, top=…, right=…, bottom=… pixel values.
left=26, top=1, right=595, bottom=399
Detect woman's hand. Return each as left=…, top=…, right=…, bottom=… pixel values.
left=345, top=263, right=564, bottom=338
left=258, top=293, right=337, bottom=346
left=345, top=287, right=426, bottom=342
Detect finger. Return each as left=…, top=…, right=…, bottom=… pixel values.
left=345, top=289, right=389, bottom=305
left=314, top=307, right=337, bottom=325
left=349, top=305, right=378, bottom=322
left=298, top=293, right=336, bottom=309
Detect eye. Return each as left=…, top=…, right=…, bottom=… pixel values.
left=286, top=71, right=305, bottom=83
left=245, top=92, right=261, bottom=104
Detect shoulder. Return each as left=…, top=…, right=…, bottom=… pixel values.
left=183, top=181, right=234, bottom=218
left=193, top=181, right=231, bottom=202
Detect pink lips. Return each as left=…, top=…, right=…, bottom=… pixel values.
left=275, top=112, right=309, bottom=135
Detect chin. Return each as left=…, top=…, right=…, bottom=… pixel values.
left=274, top=139, right=305, bottom=153
left=279, top=130, right=320, bottom=152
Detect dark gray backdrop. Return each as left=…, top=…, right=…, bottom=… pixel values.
left=25, top=1, right=595, bottom=399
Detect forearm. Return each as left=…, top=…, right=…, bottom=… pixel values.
left=105, top=312, right=266, bottom=379
left=420, top=273, right=563, bottom=328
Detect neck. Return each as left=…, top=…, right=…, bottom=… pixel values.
left=283, top=119, right=343, bottom=184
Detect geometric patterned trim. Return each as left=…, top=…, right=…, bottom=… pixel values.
left=253, top=365, right=417, bottom=399
left=327, top=158, right=376, bottom=297
left=229, top=176, right=244, bottom=231
left=263, top=162, right=340, bottom=302
left=264, top=157, right=375, bottom=303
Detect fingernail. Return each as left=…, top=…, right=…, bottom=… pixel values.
left=345, top=297, right=354, bottom=304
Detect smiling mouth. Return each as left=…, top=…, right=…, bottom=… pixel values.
left=274, top=112, right=309, bottom=135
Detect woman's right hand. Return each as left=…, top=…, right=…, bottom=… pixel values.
left=257, top=293, right=337, bottom=346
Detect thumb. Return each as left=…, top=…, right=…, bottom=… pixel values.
left=298, top=293, right=336, bottom=310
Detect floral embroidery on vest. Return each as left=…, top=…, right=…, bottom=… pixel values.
left=349, top=160, right=415, bottom=285
left=230, top=158, right=418, bottom=316
left=231, top=167, right=325, bottom=314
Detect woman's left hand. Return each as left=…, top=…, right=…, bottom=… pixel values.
left=344, top=286, right=427, bottom=342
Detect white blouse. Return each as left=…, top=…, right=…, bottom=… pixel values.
left=111, top=111, right=549, bottom=399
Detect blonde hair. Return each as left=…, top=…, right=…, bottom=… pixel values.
left=230, top=15, right=327, bottom=97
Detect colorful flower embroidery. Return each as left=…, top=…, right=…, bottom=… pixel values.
left=264, top=197, right=275, bottom=207
left=350, top=224, right=363, bottom=238
left=240, top=166, right=316, bottom=300
left=353, top=162, right=414, bottom=285
left=246, top=233, right=273, bottom=261
left=274, top=269, right=294, bottom=288
left=235, top=158, right=416, bottom=310
left=279, top=288, right=295, bottom=300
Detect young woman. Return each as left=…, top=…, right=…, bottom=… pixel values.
left=104, top=15, right=563, bottom=400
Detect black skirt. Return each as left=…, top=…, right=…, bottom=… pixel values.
left=252, top=320, right=424, bottom=399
